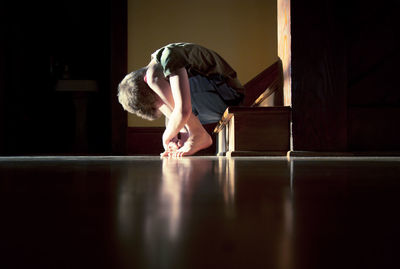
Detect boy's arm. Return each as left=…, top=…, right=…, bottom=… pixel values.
left=147, top=66, right=192, bottom=147
left=158, top=104, right=186, bottom=152
left=162, top=67, right=192, bottom=145
left=164, top=116, right=189, bottom=139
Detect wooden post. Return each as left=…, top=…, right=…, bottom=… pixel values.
left=110, top=0, right=128, bottom=155
left=290, top=0, right=348, bottom=151
left=278, top=0, right=292, bottom=107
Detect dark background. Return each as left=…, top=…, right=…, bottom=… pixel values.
left=290, top=0, right=400, bottom=152
left=0, top=0, right=126, bottom=155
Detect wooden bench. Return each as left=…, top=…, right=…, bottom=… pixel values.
left=214, top=60, right=291, bottom=156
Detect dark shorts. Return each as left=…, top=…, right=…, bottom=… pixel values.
left=189, top=75, right=243, bottom=124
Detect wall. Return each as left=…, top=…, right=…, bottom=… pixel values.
left=127, top=0, right=277, bottom=127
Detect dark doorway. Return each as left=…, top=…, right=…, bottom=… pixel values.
left=1, top=0, right=127, bottom=155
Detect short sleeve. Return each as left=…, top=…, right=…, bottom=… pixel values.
left=159, top=46, right=186, bottom=77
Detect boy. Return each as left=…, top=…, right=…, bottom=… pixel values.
left=118, top=43, right=244, bottom=157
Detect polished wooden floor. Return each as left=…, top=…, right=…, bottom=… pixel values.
left=1, top=156, right=399, bottom=269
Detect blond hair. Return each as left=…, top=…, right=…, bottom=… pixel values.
left=117, top=68, right=161, bottom=121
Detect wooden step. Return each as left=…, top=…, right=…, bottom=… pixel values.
left=214, top=106, right=291, bottom=156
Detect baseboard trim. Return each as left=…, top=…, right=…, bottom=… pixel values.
left=227, top=151, right=288, bottom=157
left=226, top=151, right=400, bottom=158
left=126, top=125, right=217, bottom=156
left=127, top=127, right=164, bottom=155
left=289, top=151, right=400, bottom=157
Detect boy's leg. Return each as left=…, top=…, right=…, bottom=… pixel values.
left=170, top=75, right=235, bottom=156
left=160, top=74, right=238, bottom=156
left=173, top=112, right=213, bottom=156
left=159, top=112, right=212, bottom=157
left=158, top=96, right=212, bottom=157
left=160, top=112, right=212, bottom=157
left=189, top=75, right=229, bottom=124
left=171, top=75, right=239, bottom=156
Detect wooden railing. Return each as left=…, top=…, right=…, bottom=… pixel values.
left=213, top=59, right=290, bottom=156
left=242, top=59, right=283, bottom=107
left=214, top=59, right=284, bottom=133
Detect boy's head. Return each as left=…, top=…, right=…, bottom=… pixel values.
left=118, top=68, right=162, bottom=121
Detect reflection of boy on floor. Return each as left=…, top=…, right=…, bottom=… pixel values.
left=118, top=43, right=244, bottom=157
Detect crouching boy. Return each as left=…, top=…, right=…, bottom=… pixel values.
left=118, top=43, right=244, bottom=157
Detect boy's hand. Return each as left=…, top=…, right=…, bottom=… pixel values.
left=160, top=141, right=178, bottom=157
left=161, top=133, right=180, bottom=157
left=160, top=132, right=189, bottom=157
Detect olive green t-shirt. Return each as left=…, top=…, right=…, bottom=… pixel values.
left=151, top=43, right=245, bottom=96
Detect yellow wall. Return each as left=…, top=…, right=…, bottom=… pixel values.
left=127, top=0, right=277, bottom=127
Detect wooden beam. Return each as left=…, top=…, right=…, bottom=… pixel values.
left=278, top=0, right=292, bottom=107
left=110, top=0, right=128, bottom=155
left=291, top=0, right=347, bottom=151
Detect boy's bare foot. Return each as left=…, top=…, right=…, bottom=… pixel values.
left=160, top=113, right=213, bottom=158
left=173, top=131, right=212, bottom=157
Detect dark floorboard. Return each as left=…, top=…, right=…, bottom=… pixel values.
left=1, top=156, right=399, bottom=269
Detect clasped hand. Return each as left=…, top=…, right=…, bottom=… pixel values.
left=161, top=131, right=189, bottom=158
